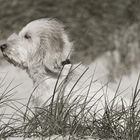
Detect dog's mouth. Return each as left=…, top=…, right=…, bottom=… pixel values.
left=3, top=53, right=21, bottom=67
left=2, top=52, right=27, bottom=69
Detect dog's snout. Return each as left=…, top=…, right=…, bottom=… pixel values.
left=0, top=44, right=7, bottom=51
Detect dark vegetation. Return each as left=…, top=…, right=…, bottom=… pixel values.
left=0, top=0, right=140, bottom=63
left=0, top=72, right=140, bottom=139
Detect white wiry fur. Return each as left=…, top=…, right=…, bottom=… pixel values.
left=1, top=18, right=127, bottom=113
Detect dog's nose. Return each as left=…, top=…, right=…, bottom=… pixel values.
left=0, top=44, right=7, bottom=51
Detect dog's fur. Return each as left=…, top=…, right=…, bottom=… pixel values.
left=1, top=18, right=126, bottom=111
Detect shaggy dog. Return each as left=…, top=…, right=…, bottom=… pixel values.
left=0, top=18, right=125, bottom=112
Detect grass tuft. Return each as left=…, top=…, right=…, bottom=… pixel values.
left=0, top=71, right=140, bottom=139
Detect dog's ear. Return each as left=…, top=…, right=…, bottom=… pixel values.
left=40, top=27, right=73, bottom=73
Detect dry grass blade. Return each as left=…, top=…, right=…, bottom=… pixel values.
left=1, top=71, right=140, bottom=139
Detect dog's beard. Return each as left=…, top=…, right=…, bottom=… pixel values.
left=2, top=52, right=27, bottom=69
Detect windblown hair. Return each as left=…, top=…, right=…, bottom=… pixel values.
left=1, top=18, right=73, bottom=82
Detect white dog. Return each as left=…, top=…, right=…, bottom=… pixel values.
left=0, top=18, right=127, bottom=113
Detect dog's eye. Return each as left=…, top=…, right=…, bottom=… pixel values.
left=24, top=34, right=31, bottom=39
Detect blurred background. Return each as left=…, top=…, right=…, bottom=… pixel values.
left=0, top=0, right=140, bottom=99
left=0, top=0, right=139, bottom=62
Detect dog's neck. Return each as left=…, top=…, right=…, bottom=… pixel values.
left=27, top=64, right=58, bottom=85
left=27, top=59, right=71, bottom=85
left=26, top=61, right=73, bottom=106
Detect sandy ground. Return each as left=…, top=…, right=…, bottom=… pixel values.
left=89, top=52, right=140, bottom=103
left=0, top=60, right=33, bottom=103
left=0, top=52, right=140, bottom=140
left=0, top=59, right=33, bottom=122
left=0, top=52, right=140, bottom=114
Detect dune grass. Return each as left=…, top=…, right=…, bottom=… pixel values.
left=0, top=73, right=140, bottom=140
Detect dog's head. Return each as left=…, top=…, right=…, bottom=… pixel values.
left=0, top=18, right=72, bottom=73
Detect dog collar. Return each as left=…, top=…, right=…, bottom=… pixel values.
left=61, top=59, right=71, bottom=66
